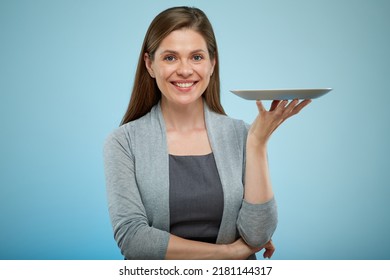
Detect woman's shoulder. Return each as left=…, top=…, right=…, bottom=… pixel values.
left=227, top=115, right=250, bottom=131
left=208, top=110, right=250, bottom=133
left=103, top=124, right=133, bottom=156
left=104, top=106, right=160, bottom=151
left=225, top=115, right=250, bottom=141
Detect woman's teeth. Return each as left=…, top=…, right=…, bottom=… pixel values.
left=174, top=82, right=194, bottom=88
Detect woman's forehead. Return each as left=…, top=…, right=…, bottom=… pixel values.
left=156, top=29, right=208, bottom=55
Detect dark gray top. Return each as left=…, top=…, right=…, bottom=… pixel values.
left=169, top=153, right=224, bottom=244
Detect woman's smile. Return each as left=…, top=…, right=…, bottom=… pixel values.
left=171, top=80, right=199, bottom=92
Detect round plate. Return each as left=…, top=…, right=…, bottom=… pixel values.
left=230, top=88, right=332, bottom=100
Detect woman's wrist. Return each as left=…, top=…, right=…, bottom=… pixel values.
left=246, top=135, right=268, bottom=155
left=219, top=244, right=233, bottom=260
left=220, top=243, right=239, bottom=260
left=222, top=239, right=260, bottom=260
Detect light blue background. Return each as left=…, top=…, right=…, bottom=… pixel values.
left=1, top=0, right=389, bottom=259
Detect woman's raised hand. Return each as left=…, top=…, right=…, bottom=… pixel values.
left=248, top=99, right=312, bottom=146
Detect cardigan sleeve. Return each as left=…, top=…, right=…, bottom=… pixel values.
left=237, top=198, right=278, bottom=248
left=235, top=121, right=278, bottom=248
left=103, top=127, right=170, bottom=260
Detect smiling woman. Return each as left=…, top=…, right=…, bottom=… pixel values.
left=144, top=29, right=215, bottom=110
left=103, top=6, right=309, bottom=260
left=120, top=6, right=224, bottom=124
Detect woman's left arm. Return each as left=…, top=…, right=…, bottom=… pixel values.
left=245, top=99, right=311, bottom=203
left=238, top=99, right=311, bottom=248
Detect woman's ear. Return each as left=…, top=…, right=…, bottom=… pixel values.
left=144, top=53, right=155, bottom=78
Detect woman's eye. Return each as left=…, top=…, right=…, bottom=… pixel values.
left=193, top=55, right=203, bottom=61
left=164, top=55, right=176, bottom=62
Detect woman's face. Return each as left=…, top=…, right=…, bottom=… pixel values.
left=145, top=29, right=215, bottom=108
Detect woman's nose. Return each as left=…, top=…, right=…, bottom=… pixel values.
left=176, top=60, right=193, bottom=77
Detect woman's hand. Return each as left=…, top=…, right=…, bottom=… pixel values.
left=261, top=239, right=275, bottom=259
left=226, top=238, right=262, bottom=259
left=248, top=99, right=312, bottom=146
left=226, top=238, right=276, bottom=259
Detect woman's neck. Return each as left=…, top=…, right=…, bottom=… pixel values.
left=160, top=98, right=206, bottom=132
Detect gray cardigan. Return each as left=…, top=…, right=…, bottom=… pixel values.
left=103, top=102, right=278, bottom=260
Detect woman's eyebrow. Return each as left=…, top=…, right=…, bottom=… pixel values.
left=190, top=49, right=207, bottom=54
left=159, top=49, right=207, bottom=56
left=159, top=50, right=179, bottom=55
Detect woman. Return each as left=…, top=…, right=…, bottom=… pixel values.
left=103, top=6, right=310, bottom=260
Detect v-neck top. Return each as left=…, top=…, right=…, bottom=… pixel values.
left=169, top=153, right=224, bottom=243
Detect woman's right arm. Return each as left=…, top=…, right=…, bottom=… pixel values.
left=166, top=235, right=260, bottom=260
left=104, top=130, right=171, bottom=259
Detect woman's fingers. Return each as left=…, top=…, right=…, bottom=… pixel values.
left=256, top=100, right=266, bottom=112
left=258, top=99, right=311, bottom=116
left=291, top=99, right=311, bottom=116
left=262, top=240, right=275, bottom=259
left=270, top=100, right=282, bottom=111
left=277, top=99, right=311, bottom=119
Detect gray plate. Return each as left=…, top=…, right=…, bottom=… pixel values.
left=230, top=88, right=332, bottom=100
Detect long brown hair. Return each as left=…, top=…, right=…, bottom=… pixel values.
left=121, top=6, right=226, bottom=125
